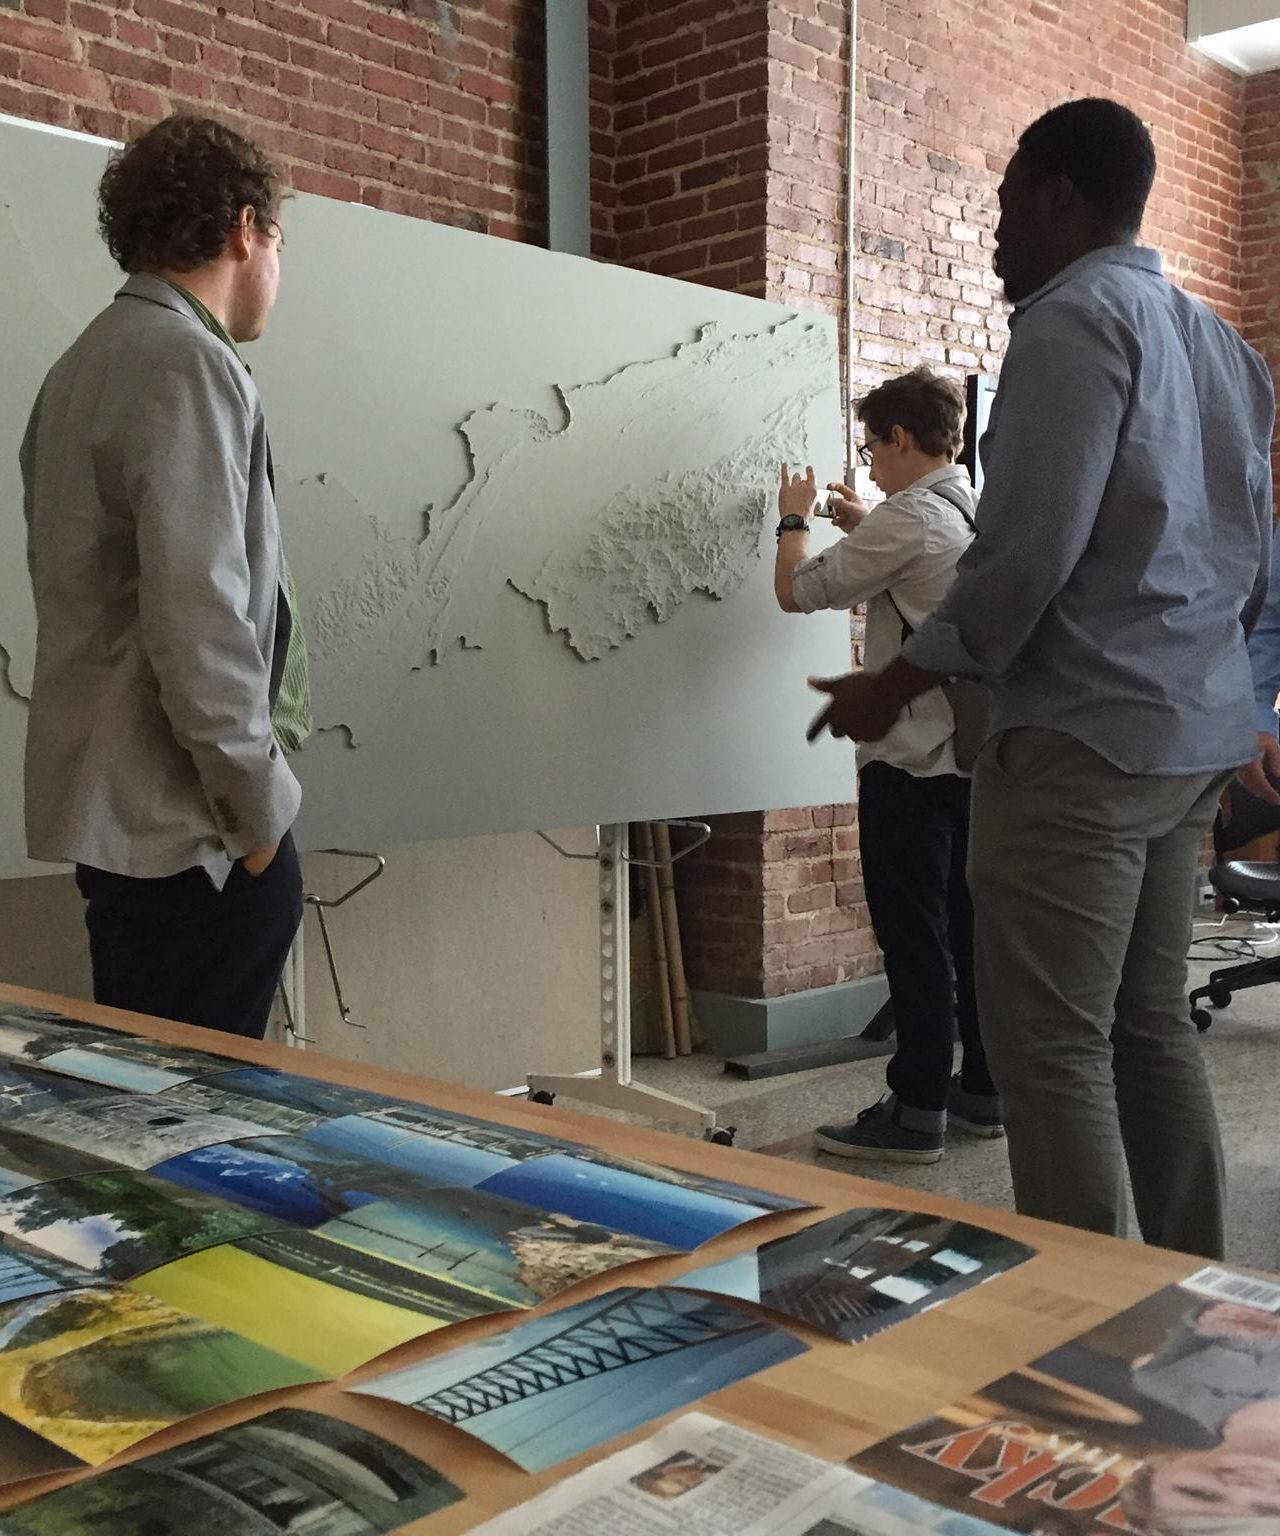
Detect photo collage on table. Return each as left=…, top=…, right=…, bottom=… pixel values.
left=0, top=1003, right=817, bottom=1487
left=0, top=1001, right=1053, bottom=1526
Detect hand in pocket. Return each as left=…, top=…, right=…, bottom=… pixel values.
left=240, top=843, right=279, bottom=878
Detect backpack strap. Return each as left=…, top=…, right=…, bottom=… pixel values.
left=884, top=480, right=978, bottom=641
left=884, top=586, right=913, bottom=643
left=928, top=481, right=979, bottom=533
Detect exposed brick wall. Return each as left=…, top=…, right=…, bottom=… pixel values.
left=1242, top=69, right=1280, bottom=513
left=769, top=0, right=1244, bottom=407
left=678, top=802, right=877, bottom=1001
left=606, top=0, right=768, bottom=289
left=0, top=0, right=546, bottom=240
left=600, top=2, right=872, bottom=999
left=692, top=0, right=1249, bottom=1002
left=755, top=2, right=867, bottom=997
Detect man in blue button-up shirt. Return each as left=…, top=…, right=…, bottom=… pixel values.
left=809, top=99, right=1275, bottom=1259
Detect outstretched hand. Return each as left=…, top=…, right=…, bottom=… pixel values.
left=806, top=672, right=904, bottom=743
left=778, top=462, right=819, bottom=522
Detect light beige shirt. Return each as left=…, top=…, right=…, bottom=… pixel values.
left=790, top=465, right=977, bottom=778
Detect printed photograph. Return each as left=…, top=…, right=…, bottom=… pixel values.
left=0, top=1412, right=83, bottom=1492
left=35, top=1038, right=240, bottom=1094
left=320, top=1186, right=674, bottom=1308
left=0, top=1123, right=121, bottom=1196
left=10, top=1095, right=282, bottom=1169
left=679, top=1208, right=1035, bottom=1342
left=580, top=1147, right=810, bottom=1211
left=852, top=1266, right=1280, bottom=1536
left=152, top=1136, right=428, bottom=1228
left=0, top=1286, right=324, bottom=1463
left=359, top=1102, right=579, bottom=1158
left=0, top=1250, right=91, bottom=1307
left=0, top=1006, right=72, bottom=1029
left=194, top=1068, right=414, bottom=1124
left=0, top=1065, right=114, bottom=1125
left=0, top=1170, right=290, bottom=1282
left=631, top=1449, right=728, bottom=1500
left=304, top=1109, right=556, bottom=1191
left=159, top=1079, right=334, bottom=1134
left=356, top=1284, right=808, bottom=1473
left=0, top=1406, right=463, bottom=1534
left=476, top=1150, right=800, bottom=1251
left=133, top=1235, right=459, bottom=1376
left=0, top=1017, right=121, bottom=1068
left=29, top=1048, right=196, bottom=1095
left=238, top=1227, right=516, bottom=1324
left=800, top=1475, right=1012, bottom=1536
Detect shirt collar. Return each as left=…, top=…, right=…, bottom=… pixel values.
left=1015, top=244, right=1163, bottom=314
left=115, top=273, right=247, bottom=370
left=910, top=465, right=972, bottom=494
left=160, top=280, right=248, bottom=369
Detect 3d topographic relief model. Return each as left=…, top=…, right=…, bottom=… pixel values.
left=281, top=317, right=835, bottom=744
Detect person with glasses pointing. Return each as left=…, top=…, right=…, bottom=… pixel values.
left=774, top=366, right=999, bottom=1165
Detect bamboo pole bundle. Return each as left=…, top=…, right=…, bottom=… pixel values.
left=638, top=822, right=677, bottom=1059
left=653, top=821, right=693, bottom=1056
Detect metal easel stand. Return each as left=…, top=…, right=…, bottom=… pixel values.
left=280, top=849, right=386, bottom=1049
left=527, top=822, right=736, bottom=1144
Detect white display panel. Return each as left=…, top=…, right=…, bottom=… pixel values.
left=0, top=114, right=854, bottom=874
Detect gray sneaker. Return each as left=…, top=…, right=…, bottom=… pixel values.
left=945, top=1074, right=1004, bottom=1138
left=814, top=1097, right=944, bottom=1165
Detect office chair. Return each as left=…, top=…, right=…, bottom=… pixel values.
left=1189, top=864, right=1280, bottom=1030
left=1188, top=776, right=1280, bottom=1032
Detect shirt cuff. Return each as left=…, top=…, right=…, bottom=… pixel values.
left=789, top=561, right=828, bottom=614
left=901, top=617, right=983, bottom=679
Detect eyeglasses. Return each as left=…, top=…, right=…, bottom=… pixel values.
left=857, top=438, right=880, bottom=467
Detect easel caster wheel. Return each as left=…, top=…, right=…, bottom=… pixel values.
left=706, top=1126, right=736, bottom=1146
left=1191, top=1009, right=1212, bottom=1032
left=529, top=1090, right=556, bottom=1106
left=1208, top=986, right=1232, bottom=1010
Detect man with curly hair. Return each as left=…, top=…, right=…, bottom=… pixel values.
left=19, top=114, right=309, bottom=1040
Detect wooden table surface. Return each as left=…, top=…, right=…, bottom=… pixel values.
left=0, top=983, right=1199, bottom=1532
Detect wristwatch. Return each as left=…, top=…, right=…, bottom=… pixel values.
left=776, top=513, right=809, bottom=538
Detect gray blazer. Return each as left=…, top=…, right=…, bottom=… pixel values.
left=20, top=275, right=301, bottom=887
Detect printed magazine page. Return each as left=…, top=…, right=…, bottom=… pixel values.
left=471, top=1410, right=1006, bottom=1536
left=678, top=1207, right=1035, bottom=1343
left=852, top=1266, right=1280, bottom=1536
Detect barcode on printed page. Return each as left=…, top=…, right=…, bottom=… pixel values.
left=1182, top=1267, right=1280, bottom=1311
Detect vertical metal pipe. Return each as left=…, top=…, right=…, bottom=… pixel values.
left=845, top=0, right=859, bottom=473
left=546, top=0, right=592, bottom=256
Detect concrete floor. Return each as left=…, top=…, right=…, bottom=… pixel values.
left=595, top=916, right=1280, bottom=1270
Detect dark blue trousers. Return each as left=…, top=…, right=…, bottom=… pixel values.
left=858, top=761, right=993, bottom=1111
left=75, top=832, right=303, bottom=1040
